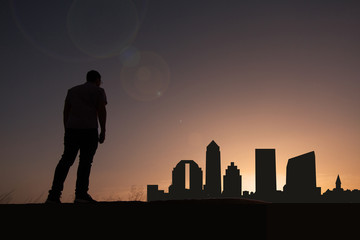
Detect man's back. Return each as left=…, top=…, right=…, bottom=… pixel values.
left=46, top=70, right=106, bottom=204
left=65, top=82, right=107, bottom=129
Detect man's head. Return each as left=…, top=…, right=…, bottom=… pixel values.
left=86, top=70, right=101, bottom=86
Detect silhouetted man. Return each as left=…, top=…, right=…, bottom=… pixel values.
left=46, top=70, right=107, bottom=203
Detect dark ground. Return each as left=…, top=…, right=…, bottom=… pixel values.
left=1, top=199, right=359, bottom=239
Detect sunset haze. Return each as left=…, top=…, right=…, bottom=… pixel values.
left=1, top=0, right=360, bottom=203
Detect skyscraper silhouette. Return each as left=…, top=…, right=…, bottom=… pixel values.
left=223, top=162, right=242, bottom=197
left=205, top=140, right=221, bottom=197
left=169, top=160, right=203, bottom=199
left=255, top=149, right=276, bottom=199
left=283, top=151, right=321, bottom=201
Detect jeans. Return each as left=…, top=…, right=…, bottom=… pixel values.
left=49, top=129, right=98, bottom=197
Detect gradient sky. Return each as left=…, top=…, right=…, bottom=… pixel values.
left=1, top=0, right=360, bottom=203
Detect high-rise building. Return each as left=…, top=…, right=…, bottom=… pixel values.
left=283, top=151, right=321, bottom=201
left=205, top=140, right=221, bottom=197
left=223, top=162, right=242, bottom=197
left=169, top=160, right=203, bottom=199
left=255, top=149, right=276, bottom=198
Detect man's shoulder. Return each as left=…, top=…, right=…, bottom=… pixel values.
left=68, top=83, right=85, bottom=92
left=68, top=82, right=101, bottom=92
left=68, top=83, right=106, bottom=96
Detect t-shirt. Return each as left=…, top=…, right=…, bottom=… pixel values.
left=64, top=82, right=107, bottom=129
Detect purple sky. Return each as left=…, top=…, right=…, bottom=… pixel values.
left=1, top=0, right=360, bottom=203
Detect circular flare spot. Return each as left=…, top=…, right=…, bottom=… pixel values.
left=120, top=52, right=170, bottom=101
left=67, top=0, right=139, bottom=58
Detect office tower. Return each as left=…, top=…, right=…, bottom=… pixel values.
left=255, top=149, right=276, bottom=198
left=169, top=160, right=203, bottom=199
left=283, top=151, right=321, bottom=200
left=223, top=162, right=242, bottom=197
left=205, top=140, right=221, bottom=197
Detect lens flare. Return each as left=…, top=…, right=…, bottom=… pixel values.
left=10, top=0, right=91, bottom=62
left=120, top=52, right=171, bottom=102
left=119, top=46, right=141, bottom=67
left=67, top=0, right=139, bottom=58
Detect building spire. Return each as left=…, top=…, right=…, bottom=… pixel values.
left=207, top=140, right=219, bottom=150
left=336, top=174, right=341, bottom=189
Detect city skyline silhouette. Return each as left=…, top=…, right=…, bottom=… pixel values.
left=2, top=0, right=360, bottom=204
left=2, top=1, right=360, bottom=238
left=148, top=140, right=360, bottom=203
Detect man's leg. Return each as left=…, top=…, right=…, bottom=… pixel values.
left=75, top=129, right=98, bottom=198
left=48, top=130, right=79, bottom=200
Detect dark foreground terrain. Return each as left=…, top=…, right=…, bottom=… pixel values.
left=1, top=199, right=359, bottom=239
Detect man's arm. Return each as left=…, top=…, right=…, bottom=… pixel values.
left=97, top=102, right=107, bottom=144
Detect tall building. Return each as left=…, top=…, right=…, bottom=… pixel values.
left=169, top=160, right=203, bottom=199
left=205, top=140, right=221, bottom=197
left=283, top=151, right=321, bottom=201
left=223, top=162, right=242, bottom=197
left=255, top=149, right=277, bottom=198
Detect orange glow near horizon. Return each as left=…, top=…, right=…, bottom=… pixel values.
left=2, top=1, right=360, bottom=203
